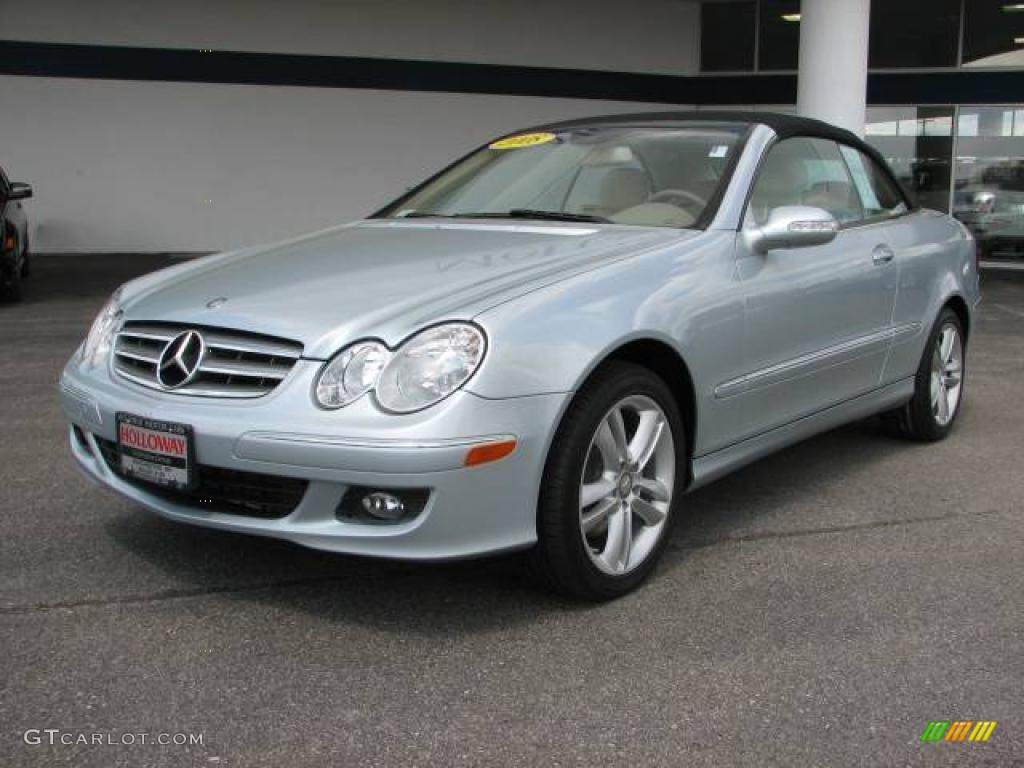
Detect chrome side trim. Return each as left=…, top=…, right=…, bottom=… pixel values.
left=714, top=323, right=921, bottom=399
left=890, top=321, right=923, bottom=343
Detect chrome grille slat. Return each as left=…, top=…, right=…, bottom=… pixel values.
left=113, top=321, right=303, bottom=398
left=201, top=331, right=302, bottom=359
left=113, top=345, right=160, bottom=365
left=199, top=359, right=290, bottom=380
left=120, top=331, right=175, bottom=343
left=118, top=326, right=177, bottom=343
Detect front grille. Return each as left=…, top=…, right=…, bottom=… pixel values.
left=95, top=437, right=308, bottom=519
left=113, top=321, right=303, bottom=398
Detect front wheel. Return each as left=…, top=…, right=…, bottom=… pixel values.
left=881, top=307, right=966, bottom=441
left=529, top=362, right=686, bottom=600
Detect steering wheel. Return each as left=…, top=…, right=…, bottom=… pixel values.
left=648, top=189, right=708, bottom=210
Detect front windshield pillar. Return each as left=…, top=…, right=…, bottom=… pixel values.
left=705, top=125, right=776, bottom=231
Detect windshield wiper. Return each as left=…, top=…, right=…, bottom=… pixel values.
left=396, top=210, right=610, bottom=223
left=505, top=209, right=610, bottom=224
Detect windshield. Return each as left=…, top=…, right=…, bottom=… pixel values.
left=376, top=125, right=746, bottom=228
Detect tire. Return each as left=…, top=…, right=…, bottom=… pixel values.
left=881, top=307, right=965, bottom=441
left=0, top=260, right=22, bottom=301
left=20, top=233, right=30, bottom=278
left=528, top=361, right=687, bottom=600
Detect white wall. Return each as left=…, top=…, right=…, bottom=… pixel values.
left=0, top=0, right=700, bottom=252
left=0, top=0, right=699, bottom=76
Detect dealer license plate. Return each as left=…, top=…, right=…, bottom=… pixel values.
left=116, top=413, right=195, bottom=490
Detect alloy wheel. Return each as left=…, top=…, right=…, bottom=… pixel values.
left=578, top=395, right=675, bottom=575
left=930, top=323, right=963, bottom=427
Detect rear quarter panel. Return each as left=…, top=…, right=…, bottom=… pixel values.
left=883, top=209, right=980, bottom=384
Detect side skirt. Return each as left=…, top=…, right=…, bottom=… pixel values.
left=687, top=378, right=915, bottom=492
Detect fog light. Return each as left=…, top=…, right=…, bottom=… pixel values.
left=336, top=486, right=430, bottom=524
left=362, top=491, right=405, bottom=521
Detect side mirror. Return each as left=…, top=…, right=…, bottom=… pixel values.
left=747, top=205, right=838, bottom=254
left=8, top=182, right=32, bottom=201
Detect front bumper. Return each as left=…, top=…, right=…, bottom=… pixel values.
left=60, top=356, right=569, bottom=560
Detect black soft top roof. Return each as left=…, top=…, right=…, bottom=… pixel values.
left=533, top=109, right=866, bottom=147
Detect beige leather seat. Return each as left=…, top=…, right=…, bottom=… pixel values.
left=749, top=146, right=810, bottom=225
left=598, top=167, right=651, bottom=216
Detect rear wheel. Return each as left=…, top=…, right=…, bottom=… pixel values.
left=881, top=307, right=965, bottom=441
left=529, top=362, right=686, bottom=600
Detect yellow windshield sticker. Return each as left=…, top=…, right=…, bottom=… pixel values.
left=489, top=132, right=558, bottom=150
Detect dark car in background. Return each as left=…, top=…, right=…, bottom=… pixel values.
left=1, top=165, right=33, bottom=300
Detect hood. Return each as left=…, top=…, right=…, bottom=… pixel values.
left=122, top=219, right=694, bottom=358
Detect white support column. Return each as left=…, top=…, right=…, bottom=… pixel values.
left=796, top=0, right=870, bottom=136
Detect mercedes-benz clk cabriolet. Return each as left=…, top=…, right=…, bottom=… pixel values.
left=61, top=112, right=980, bottom=599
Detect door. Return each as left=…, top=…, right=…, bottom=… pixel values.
left=731, top=137, right=901, bottom=439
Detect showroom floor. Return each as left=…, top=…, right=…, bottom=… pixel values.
left=2, top=255, right=1022, bottom=767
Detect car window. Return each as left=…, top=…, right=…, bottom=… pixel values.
left=838, top=145, right=908, bottom=219
left=748, top=138, right=864, bottom=226
left=379, top=125, right=745, bottom=228
left=0, top=167, right=8, bottom=197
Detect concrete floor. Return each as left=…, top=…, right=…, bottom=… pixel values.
left=1, top=255, right=1022, bottom=767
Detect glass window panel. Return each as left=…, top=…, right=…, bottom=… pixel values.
left=963, top=0, right=1024, bottom=67
left=758, top=0, right=801, bottom=71
left=701, top=1, right=756, bottom=71
left=958, top=113, right=979, bottom=137
left=865, top=106, right=954, bottom=213
left=868, top=0, right=959, bottom=68
left=748, top=137, right=864, bottom=225
left=838, top=145, right=907, bottom=218
left=382, top=126, right=745, bottom=228
left=953, top=106, right=1024, bottom=259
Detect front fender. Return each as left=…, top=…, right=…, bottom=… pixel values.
left=467, top=231, right=747, bottom=456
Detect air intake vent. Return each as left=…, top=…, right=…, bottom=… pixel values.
left=113, top=322, right=303, bottom=398
left=94, top=436, right=307, bottom=519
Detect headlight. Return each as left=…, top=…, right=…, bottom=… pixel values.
left=314, top=341, right=390, bottom=409
left=314, top=323, right=487, bottom=413
left=80, top=287, right=124, bottom=369
left=376, top=323, right=486, bottom=413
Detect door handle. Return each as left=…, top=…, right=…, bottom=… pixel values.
left=872, top=244, right=895, bottom=265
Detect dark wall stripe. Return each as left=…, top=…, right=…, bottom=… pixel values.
left=2, top=40, right=1023, bottom=106
left=867, top=70, right=1024, bottom=105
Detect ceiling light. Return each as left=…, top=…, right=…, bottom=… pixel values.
left=1003, top=3, right=1024, bottom=11
left=782, top=13, right=801, bottom=22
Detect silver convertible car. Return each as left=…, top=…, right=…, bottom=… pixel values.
left=61, top=112, right=980, bottom=599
